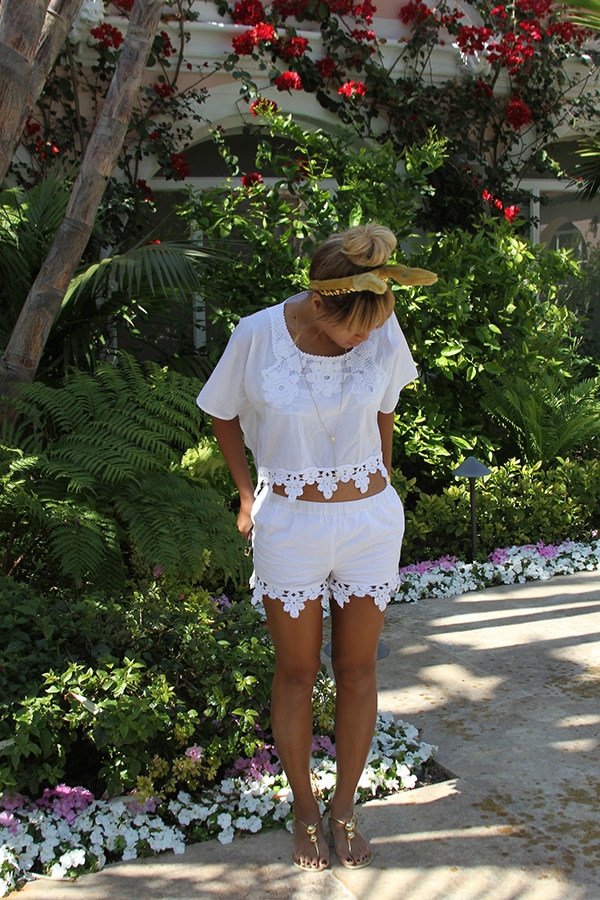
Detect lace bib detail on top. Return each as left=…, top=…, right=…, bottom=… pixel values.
left=262, top=302, right=387, bottom=409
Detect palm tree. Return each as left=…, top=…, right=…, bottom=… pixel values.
left=0, top=176, right=218, bottom=384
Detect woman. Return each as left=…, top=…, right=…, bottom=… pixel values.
left=196, top=223, right=436, bottom=870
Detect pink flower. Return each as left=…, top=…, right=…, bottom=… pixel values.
left=273, top=71, right=303, bottom=91
left=185, top=745, right=203, bottom=762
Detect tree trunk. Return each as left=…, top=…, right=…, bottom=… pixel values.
left=0, top=0, right=47, bottom=185
left=0, top=0, right=86, bottom=187
left=0, top=0, right=165, bottom=425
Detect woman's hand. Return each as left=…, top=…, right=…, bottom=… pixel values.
left=237, top=503, right=253, bottom=539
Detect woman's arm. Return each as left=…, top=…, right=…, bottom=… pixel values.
left=377, top=410, right=395, bottom=477
left=211, top=416, right=255, bottom=538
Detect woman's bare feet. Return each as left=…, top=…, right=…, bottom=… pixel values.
left=329, top=811, right=373, bottom=868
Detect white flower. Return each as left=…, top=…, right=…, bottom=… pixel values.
left=218, top=827, right=235, bottom=845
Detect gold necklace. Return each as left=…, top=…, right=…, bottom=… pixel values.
left=294, top=302, right=347, bottom=473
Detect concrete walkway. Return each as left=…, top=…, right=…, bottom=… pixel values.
left=20, top=570, right=600, bottom=899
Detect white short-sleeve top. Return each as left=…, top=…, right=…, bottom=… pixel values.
left=196, top=292, right=418, bottom=500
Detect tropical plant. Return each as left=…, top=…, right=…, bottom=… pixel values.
left=0, top=354, right=249, bottom=591
left=0, top=177, right=218, bottom=383
left=480, top=372, right=600, bottom=464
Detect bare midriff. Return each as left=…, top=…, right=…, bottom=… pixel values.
left=271, top=470, right=388, bottom=502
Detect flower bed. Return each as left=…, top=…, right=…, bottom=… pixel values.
left=0, top=712, right=434, bottom=894
left=394, top=539, right=600, bottom=604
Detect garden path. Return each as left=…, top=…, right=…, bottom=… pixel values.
left=20, top=570, right=600, bottom=899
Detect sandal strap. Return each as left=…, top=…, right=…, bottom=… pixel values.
left=294, top=815, right=322, bottom=857
left=329, top=812, right=358, bottom=850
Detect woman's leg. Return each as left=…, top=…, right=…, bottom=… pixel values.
left=263, top=596, right=330, bottom=870
left=328, top=595, right=386, bottom=866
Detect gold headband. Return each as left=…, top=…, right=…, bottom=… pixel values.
left=309, top=264, right=437, bottom=296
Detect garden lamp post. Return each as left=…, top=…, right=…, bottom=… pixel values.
left=453, top=456, right=491, bottom=560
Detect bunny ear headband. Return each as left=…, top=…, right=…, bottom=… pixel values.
left=309, top=264, right=437, bottom=296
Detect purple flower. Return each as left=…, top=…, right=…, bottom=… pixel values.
left=0, top=810, right=19, bottom=835
left=312, top=735, right=336, bottom=757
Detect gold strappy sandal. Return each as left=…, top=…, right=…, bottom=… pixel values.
left=292, top=815, right=329, bottom=871
left=329, top=812, right=373, bottom=869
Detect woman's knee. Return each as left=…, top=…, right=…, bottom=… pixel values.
left=331, top=656, right=377, bottom=693
left=274, top=656, right=322, bottom=694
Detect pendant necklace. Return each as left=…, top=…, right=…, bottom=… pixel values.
left=294, top=302, right=347, bottom=474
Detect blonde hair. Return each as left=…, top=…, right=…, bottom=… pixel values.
left=309, top=224, right=397, bottom=332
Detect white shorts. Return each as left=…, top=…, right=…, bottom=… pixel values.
left=249, top=483, right=405, bottom=618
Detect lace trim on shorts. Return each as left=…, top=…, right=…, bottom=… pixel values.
left=330, top=575, right=401, bottom=612
left=258, top=455, right=386, bottom=501
left=251, top=573, right=328, bottom=619
left=251, top=573, right=401, bottom=617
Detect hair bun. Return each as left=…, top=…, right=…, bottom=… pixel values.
left=341, top=224, right=397, bottom=268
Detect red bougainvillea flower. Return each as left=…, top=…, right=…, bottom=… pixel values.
left=351, top=28, right=376, bottom=42
left=338, top=80, right=367, bottom=98
left=482, top=189, right=494, bottom=202
left=252, top=23, right=276, bottom=42
left=232, top=0, right=265, bottom=25
left=25, top=118, right=41, bottom=135
left=474, top=79, right=493, bottom=98
left=355, top=0, right=376, bottom=24
left=114, top=0, right=134, bottom=11
left=316, top=55, right=339, bottom=78
left=399, top=0, right=433, bottom=25
left=241, top=172, right=264, bottom=187
left=153, top=81, right=174, bottom=99
left=90, top=23, right=124, bottom=50
left=136, top=179, right=153, bottom=201
left=505, top=95, right=532, bottom=129
left=456, top=25, right=493, bottom=54
left=170, top=152, right=190, bottom=179
left=274, top=71, right=303, bottom=91
left=232, top=31, right=256, bottom=55
left=278, top=36, right=309, bottom=59
left=504, top=205, right=520, bottom=222
left=249, top=97, right=279, bottom=115
left=157, top=31, right=176, bottom=59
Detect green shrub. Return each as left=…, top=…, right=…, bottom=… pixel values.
left=0, top=577, right=274, bottom=797
left=398, top=458, right=600, bottom=563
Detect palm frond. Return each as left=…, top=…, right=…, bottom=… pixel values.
left=482, top=374, right=600, bottom=464
left=62, top=241, right=222, bottom=309
left=2, top=355, right=247, bottom=590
